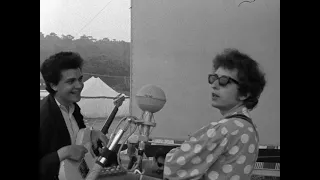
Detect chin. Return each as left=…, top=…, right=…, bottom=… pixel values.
left=74, top=97, right=81, bottom=102
left=211, top=105, right=219, bottom=110
left=211, top=102, right=223, bottom=110
left=70, top=96, right=81, bottom=103
left=211, top=101, right=219, bottom=108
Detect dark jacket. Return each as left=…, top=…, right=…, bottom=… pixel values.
left=39, top=94, right=86, bottom=180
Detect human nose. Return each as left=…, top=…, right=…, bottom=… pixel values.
left=75, top=80, right=83, bottom=89
left=211, top=79, right=219, bottom=90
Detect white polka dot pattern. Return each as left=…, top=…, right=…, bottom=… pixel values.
left=234, top=120, right=244, bottom=127
left=221, top=127, right=228, bottom=135
left=206, top=154, right=214, bottom=163
left=231, top=130, right=239, bottom=135
left=219, top=119, right=229, bottom=124
left=222, top=164, right=233, bottom=173
left=241, top=134, right=249, bottom=143
left=228, top=146, right=239, bottom=155
left=177, top=156, right=186, bottom=165
left=236, top=155, right=246, bottom=164
left=166, top=152, right=174, bottom=162
left=169, top=148, right=176, bottom=154
left=244, top=165, right=252, bottom=174
left=163, top=109, right=258, bottom=180
left=230, top=175, right=240, bottom=180
left=207, top=142, right=217, bottom=151
left=248, top=144, right=255, bottom=153
left=181, top=143, right=191, bottom=152
left=242, top=108, right=250, bottom=117
left=211, top=122, right=218, bottom=126
left=190, top=137, right=197, bottom=142
left=208, top=171, right=219, bottom=180
left=220, top=138, right=228, bottom=146
left=164, top=166, right=171, bottom=175
left=191, top=156, right=202, bottom=164
left=194, top=144, right=202, bottom=153
left=177, top=170, right=187, bottom=177
left=190, top=169, right=200, bottom=176
left=207, top=128, right=216, bottom=138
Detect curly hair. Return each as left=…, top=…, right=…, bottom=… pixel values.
left=40, top=52, right=84, bottom=95
left=213, top=48, right=266, bottom=110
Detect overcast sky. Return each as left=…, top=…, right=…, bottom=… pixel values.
left=40, top=0, right=131, bottom=41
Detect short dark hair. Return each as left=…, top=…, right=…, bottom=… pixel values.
left=213, top=48, right=266, bottom=110
left=40, top=52, right=84, bottom=95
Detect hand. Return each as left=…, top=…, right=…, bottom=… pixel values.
left=91, top=130, right=109, bottom=151
left=99, top=148, right=119, bottom=167
left=58, top=145, right=88, bottom=162
left=67, top=145, right=88, bottom=162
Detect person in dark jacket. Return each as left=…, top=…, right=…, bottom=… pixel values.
left=40, top=52, right=109, bottom=180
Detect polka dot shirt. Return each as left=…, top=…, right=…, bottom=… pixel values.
left=163, top=107, right=259, bottom=180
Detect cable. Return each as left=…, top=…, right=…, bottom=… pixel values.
left=238, top=0, right=256, bottom=7
left=77, top=0, right=115, bottom=35
left=83, top=72, right=129, bottom=78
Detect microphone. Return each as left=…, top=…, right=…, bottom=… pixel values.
left=93, top=94, right=126, bottom=156
left=85, top=117, right=135, bottom=180
left=85, top=84, right=167, bottom=179
left=133, top=84, right=166, bottom=171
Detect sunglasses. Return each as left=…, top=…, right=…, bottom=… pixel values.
left=208, top=74, right=239, bottom=86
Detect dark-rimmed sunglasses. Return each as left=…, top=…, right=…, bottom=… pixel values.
left=208, top=74, right=239, bottom=86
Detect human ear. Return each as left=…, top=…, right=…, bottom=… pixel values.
left=50, top=83, right=58, bottom=91
left=239, top=93, right=250, bottom=101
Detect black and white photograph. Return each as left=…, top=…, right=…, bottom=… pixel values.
left=40, top=0, right=280, bottom=179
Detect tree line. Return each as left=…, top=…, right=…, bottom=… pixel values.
left=40, top=32, right=130, bottom=94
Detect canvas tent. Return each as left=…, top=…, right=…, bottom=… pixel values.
left=40, top=90, right=49, bottom=100
left=78, top=77, right=130, bottom=118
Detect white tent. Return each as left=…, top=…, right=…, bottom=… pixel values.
left=78, top=77, right=130, bottom=118
left=40, top=90, right=49, bottom=100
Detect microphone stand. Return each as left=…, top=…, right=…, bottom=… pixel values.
left=85, top=85, right=166, bottom=180
left=131, top=111, right=156, bottom=172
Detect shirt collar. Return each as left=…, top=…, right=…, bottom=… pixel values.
left=54, top=98, right=75, bottom=114
left=222, top=105, right=251, bottom=119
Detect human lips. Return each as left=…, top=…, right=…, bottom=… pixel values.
left=70, top=90, right=80, bottom=96
left=212, top=92, right=219, bottom=99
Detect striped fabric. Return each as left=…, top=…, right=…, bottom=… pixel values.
left=254, top=162, right=264, bottom=169
left=254, top=162, right=280, bottom=170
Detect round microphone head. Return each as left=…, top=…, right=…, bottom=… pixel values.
left=135, top=84, right=166, bottom=113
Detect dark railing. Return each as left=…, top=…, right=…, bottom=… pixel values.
left=114, top=143, right=280, bottom=163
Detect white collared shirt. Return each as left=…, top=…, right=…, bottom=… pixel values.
left=55, top=98, right=79, bottom=145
